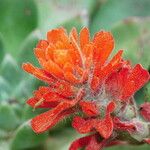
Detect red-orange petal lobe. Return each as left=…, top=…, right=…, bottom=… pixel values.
left=34, top=86, right=50, bottom=97
left=95, top=117, right=113, bottom=139
left=107, top=101, right=116, bottom=113
left=72, top=117, right=95, bottom=134
left=31, top=102, right=73, bottom=133
left=27, top=98, right=58, bottom=108
left=53, top=49, right=71, bottom=67
left=95, top=102, right=115, bottom=139
left=36, top=40, right=49, bottom=50
left=68, top=48, right=82, bottom=66
left=53, top=81, right=76, bottom=98
left=40, top=59, right=64, bottom=79
left=47, top=27, right=68, bottom=44
left=22, top=63, right=55, bottom=83
left=75, top=65, right=84, bottom=76
left=79, top=101, right=99, bottom=116
left=69, top=134, right=94, bottom=150
left=64, top=71, right=80, bottom=84
left=45, top=43, right=55, bottom=60
left=140, top=102, right=150, bottom=122
left=31, top=88, right=84, bottom=133
left=95, top=50, right=123, bottom=77
left=144, top=138, right=150, bottom=144
left=93, top=31, right=114, bottom=66
left=34, top=48, right=46, bottom=61
left=79, top=70, right=88, bottom=83
left=90, top=76, right=101, bottom=91
left=80, top=27, right=90, bottom=50
left=82, top=43, right=93, bottom=58
left=82, top=43, right=94, bottom=68
left=105, top=67, right=130, bottom=99
left=70, top=28, right=83, bottom=66
left=55, top=41, right=65, bottom=49
left=121, top=64, right=150, bottom=100
left=63, top=62, right=74, bottom=73
left=91, top=50, right=123, bottom=91
left=43, top=92, right=66, bottom=103
left=85, top=135, right=105, bottom=150
left=26, top=86, right=59, bottom=108
left=32, top=107, right=74, bottom=133
left=113, top=117, right=136, bottom=132
left=70, top=27, right=78, bottom=42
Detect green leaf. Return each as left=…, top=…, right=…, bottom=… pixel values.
left=143, top=82, right=150, bottom=102
left=61, top=16, right=86, bottom=32
left=0, top=55, right=37, bottom=102
left=0, top=76, right=11, bottom=101
left=18, top=30, right=41, bottom=65
left=8, top=74, right=41, bottom=104
left=0, top=139, right=10, bottom=150
left=112, top=18, right=150, bottom=69
left=0, top=102, right=19, bottom=130
left=0, top=33, right=5, bottom=64
left=22, top=105, right=48, bottom=121
left=0, top=54, right=21, bottom=86
left=45, top=128, right=81, bottom=150
left=0, top=0, right=37, bottom=57
left=11, top=122, right=48, bottom=150
left=36, top=0, right=93, bottom=34
left=0, top=129, right=9, bottom=139
left=90, top=0, right=150, bottom=34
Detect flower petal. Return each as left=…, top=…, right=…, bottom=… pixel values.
left=31, top=102, right=74, bottom=133
left=47, top=27, right=69, bottom=45
left=36, top=40, right=49, bottom=50
left=113, top=117, right=136, bottom=133
left=22, top=63, right=55, bottom=83
left=95, top=102, right=115, bottom=139
left=31, top=88, right=85, bottom=133
left=69, top=134, right=94, bottom=150
left=140, top=102, right=150, bottom=122
left=93, top=31, right=114, bottom=66
left=79, top=101, right=99, bottom=116
left=105, top=67, right=130, bottom=99
left=91, top=50, right=123, bottom=91
left=27, top=98, right=58, bottom=108
left=72, top=116, right=95, bottom=134
left=86, top=135, right=106, bottom=150
left=40, top=59, right=64, bottom=79
left=121, top=64, right=149, bottom=100
left=53, top=81, right=76, bottom=98
left=80, top=27, right=90, bottom=49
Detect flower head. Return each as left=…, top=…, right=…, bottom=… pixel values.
left=23, top=27, right=150, bottom=150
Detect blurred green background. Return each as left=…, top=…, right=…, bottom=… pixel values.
left=0, top=0, right=150, bottom=149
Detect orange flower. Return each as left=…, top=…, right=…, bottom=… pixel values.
left=23, top=27, right=149, bottom=150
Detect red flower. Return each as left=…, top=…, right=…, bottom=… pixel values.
left=23, top=27, right=150, bottom=150
left=140, top=102, right=150, bottom=121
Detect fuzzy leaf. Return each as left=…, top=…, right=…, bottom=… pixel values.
left=0, top=55, right=21, bottom=86
left=0, top=76, right=11, bottom=101
left=91, top=0, right=150, bottom=33
left=0, top=0, right=37, bottom=57
left=0, top=102, right=19, bottom=130
left=0, top=35, right=4, bottom=64
left=18, top=30, right=41, bottom=65
left=112, top=18, right=150, bottom=69
left=36, top=0, right=93, bottom=34
left=11, top=122, right=48, bottom=150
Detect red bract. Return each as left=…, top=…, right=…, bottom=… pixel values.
left=140, top=102, right=150, bottom=121
left=22, top=27, right=150, bottom=150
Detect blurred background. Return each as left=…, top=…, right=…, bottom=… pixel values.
left=0, top=0, right=150, bottom=149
